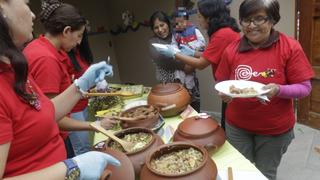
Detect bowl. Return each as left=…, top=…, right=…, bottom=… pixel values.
left=140, top=142, right=218, bottom=180
left=173, top=114, right=226, bottom=151
left=147, top=83, right=191, bottom=117
left=119, top=105, right=160, bottom=129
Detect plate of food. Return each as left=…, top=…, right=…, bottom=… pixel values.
left=215, top=80, right=270, bottom=98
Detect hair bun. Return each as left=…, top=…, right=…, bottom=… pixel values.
left=40, top=0, right=62, bottom=22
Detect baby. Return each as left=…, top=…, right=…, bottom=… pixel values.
left=173, top=7, right=206, bottom=90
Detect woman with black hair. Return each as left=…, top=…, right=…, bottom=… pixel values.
left=148, top=11, right=201, bottom=112
left=0, top=0, right=119, bottom=179
left=23, top=0, right=116, bottom=157
left=65, top=28, right=95, bottom=156
left=153, top=0, right=240, bottom=126
left=154, top=0, right=240, bottom=77
left=216, top=0, right=314, bottom=179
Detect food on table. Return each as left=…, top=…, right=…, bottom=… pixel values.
left=150, top=148, right=204, bottom=175
left=122, top=105, right=158, bottom=118
left=109, top=132, right=153, bottom=153
left=229, top=85, right=258, bottom=95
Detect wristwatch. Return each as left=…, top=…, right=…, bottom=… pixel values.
left=63, top=159, right=80, bottom=180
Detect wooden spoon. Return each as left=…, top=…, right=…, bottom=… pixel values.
left=85, top=91, right=134, bottom=97
left=228, top=167, right=233, bottom=180
left=90, top=122, right=135, bottom=152
left=155, top=103, right=177, bottom=111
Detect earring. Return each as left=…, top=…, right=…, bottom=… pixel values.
left=2, top=14, right=6, bottom=19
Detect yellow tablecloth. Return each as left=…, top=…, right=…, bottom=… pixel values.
left=93, top=94, right=267, bottom=179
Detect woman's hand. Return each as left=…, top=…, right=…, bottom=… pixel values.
left=76, top=61, right=113, bottom=92
left=262, top=83, right=280, bottom=98
left=218, top=92, right=233, bottom=103
left=180, top=44, right=195, bottom=57
left=100, top=117, right=118, bottom=130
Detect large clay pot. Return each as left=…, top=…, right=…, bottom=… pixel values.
left=102, top=127, right=164, bottom=176
left=140, top=142, right=218, bottom=180
left=99, top=148, right=135, bottom=180
left=120, top=105, right=160, bottom=129
left=147, top=83, right=191, bottom=117
left=173, top=114, right=226, bottom=151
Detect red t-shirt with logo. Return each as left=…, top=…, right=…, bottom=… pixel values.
left=65, top=50, right=89, bottom=112
left=0, top=63, right=66, bottom=177
left=23, top=35, right=71, bottom=138
left=202, top=27, right=240, bottom=79
left=215, top=33, right=315, bottom=135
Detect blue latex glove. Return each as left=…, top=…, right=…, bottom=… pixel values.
left=72, top=151, right=120, bottom=180
left=154, top=45, right=176, bottom=59
left=76, top=61, right=113, bottom=91
left=180, top=44, right=195, bottom=57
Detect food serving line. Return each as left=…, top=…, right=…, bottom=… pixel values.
left=91, top=85, right=268, bottom=180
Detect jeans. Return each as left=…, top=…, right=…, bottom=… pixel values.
left=69, top=107, right=91, bottom=155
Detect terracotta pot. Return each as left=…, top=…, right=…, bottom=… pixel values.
left=102, top=127, right=164, bottom=176
left=173, top=114, right=226, bottom=151
left=120, top=105, right=160, bottom=129
left=98, top=148, right=135, bottom=180
left=147, top=83, right=191, bottom=117
left=140, top=142, right=218, bottom=180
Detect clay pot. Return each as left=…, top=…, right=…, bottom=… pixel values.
left=102, top=127, right=164, bottom=176
left=140, top=142, right=218, bottom=180
left=99, top=148, right=135, bottom=180
left=147, top=83, right=191, bottom=117
left=173, top=114, right=226, bottom=151
left=120, top=105, right=160, bottom=129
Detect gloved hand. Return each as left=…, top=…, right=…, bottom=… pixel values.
left=96, top=79, right=109, bottom=92
left=76, top=61, right=113, bottom=92
left=154, top=45, right=176, bottom=59
left=72, top=151, right=120, bottom=180
left=180, top=44, right=195, bottom=57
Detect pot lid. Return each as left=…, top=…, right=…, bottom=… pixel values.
left=178, top=114, right=219, bottom=137
left=150, top=83, right=182, bottom=95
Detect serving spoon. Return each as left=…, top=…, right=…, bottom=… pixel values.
left=85, top=91, right=134, bottom=97
left=90, top=122, right=135, bottom=152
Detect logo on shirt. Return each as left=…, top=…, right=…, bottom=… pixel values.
left=235, top=65, right=276, bottom=80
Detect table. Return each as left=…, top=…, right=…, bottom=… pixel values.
left=93, top=94, right=268, bottom=180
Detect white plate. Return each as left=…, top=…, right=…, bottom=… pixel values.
left=123, top=100, right=148, bottom=110
left=151, top=43, right=181, bottom=53
left=215, top=80, right=269, bottom=98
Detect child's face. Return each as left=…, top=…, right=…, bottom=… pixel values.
left=175, top=17, right=187, bottom=32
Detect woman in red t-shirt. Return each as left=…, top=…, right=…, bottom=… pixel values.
left=215, top=0, right=314, bottom=179
left=0, top=0, right=119, bottom=179
left=66, top=29, right=94, bottom=155
left=153, top=0, right=241, bottom=128
left=23, top=1, right=117, bottom=157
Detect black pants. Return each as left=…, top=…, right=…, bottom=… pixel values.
left=221, top=101, right=227, bottom=130
left=64, top=136, right=75, bottom=158
left=190, top=100, right=200, bottom=112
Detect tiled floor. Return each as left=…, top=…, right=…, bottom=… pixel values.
left=206, top=111, right=320, bottom=180
left=277, top=123, right=320, bottom=180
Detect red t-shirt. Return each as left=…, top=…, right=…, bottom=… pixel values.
left=65, top=50, right=89, bottom=112
left=215, top=32, right=315, bottom=135
left=23, top=35, right=72, bottom=94
left=202, top=27, right=240, bottom=79
left=0, top=63, right=66, bottom=177
left=23, top=35, right=71, bottom=138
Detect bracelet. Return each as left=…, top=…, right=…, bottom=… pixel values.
left=74, top=79, right=88, bottom=99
